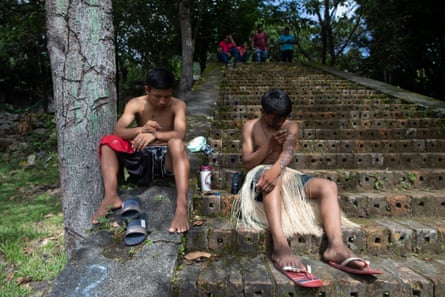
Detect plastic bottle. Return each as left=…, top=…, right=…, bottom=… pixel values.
left=231, top=172, right=239, bottom=194
left=200, top=166, right=212, bottom=191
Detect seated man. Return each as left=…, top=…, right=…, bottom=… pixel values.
left=92, top=68, right=190, bottom=234
left=237, top=41, right=251, bottom=63
left=217, top=34, right=241, bottom=65
left=234, top=89, right=382, bottom=278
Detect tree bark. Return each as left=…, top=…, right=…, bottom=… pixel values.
left=45, top=0, right=117, bottom=258
left=177, top=0, right=194, bottom=98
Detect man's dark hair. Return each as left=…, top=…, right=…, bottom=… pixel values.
left=261, top=89, right=292, bottom=117
left=145, top=68, right=175, bottom=89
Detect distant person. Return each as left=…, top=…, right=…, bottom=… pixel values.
left=279, top=27, right=295, bottom=62
left=217, top=34, right=241, bottom=65
left=234, top=88, right=383, bottom=286
left=237, top=41, right=251, bottom=62
left=92, top=68, right=190, bottom=234
left=251, top=24, right=268, bottom=62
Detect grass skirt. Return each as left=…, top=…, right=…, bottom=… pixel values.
left=232, top=165, right=357, bottom=238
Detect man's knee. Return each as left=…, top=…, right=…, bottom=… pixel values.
left=100, top=145, right=117, bottom=161
left=167, top=138, right=187, bottom=155
left=320, top=179, right=338, bottom=197
left=305, top=177, right=338, bottom=198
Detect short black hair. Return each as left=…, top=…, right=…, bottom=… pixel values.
left=261, top=89, right=292, bottom=117
left=145, top=68, right=175, bottom=89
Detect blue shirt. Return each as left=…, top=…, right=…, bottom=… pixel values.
left=279, top=34, right=295, bottom=51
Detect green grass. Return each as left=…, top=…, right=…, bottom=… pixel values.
left=0, top=113, right=66, bottom=297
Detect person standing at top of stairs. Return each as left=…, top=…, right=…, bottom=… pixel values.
left=251, top=24, right=268, bottom=62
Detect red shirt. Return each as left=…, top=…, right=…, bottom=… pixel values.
left=219, top=41, right=234, bottom=53
left=252, top=32, right=267, bottom=50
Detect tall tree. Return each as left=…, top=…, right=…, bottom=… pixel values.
left=263, top=0, right=364, bottom=66
left=177, top=0, right=194, bottom=98
left=357, top=0, right=445, bottom=100
left=45, top=0, right=117, bottom=257
left=0, top=0, right=50, bottom=110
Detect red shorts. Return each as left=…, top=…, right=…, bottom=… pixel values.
left=99, top=135, right=172, bottom=186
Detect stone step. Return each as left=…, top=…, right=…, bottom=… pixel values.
left=218, top=94, right=400, bottom=105
left=213, top=139, right=445, bottom=153
left=206, top=168, right=445, bottom=192
left=207, top=152, right=445, bottom=169
left=305, top=127, right=445, bottom=140
left=221, top=81, right=382, bottom=90
left=215, top=108, right=436, bottom=120
left=192, top=190, right=445, bottom=223
left=208, top=127, right=445, bottom=141
left=186, top=210, right=445, bottom=258
left=218, top=103, right=424, bottom=113
left=173, top=253, right=445, bottom=297
left=222, top=76, right=380, bottom=87
left=211, top=118, right=445, bottom=130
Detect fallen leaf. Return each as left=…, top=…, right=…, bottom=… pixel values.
left=184, top=251, right=212, bottom=261
left=6, top=272, right=15, bottom=282
left=193, top=220, right=205, bottom=226
left=41, top=236, right=58, bottom=246
left=16, top=276, right=32, bottom=285
left=23, top=247, right=34, bottom=255
left=192, top=215, right=205, bottom=221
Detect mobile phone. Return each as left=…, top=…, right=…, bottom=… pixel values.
left=255, top=191, right=263, bottom=202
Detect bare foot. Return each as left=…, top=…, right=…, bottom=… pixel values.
left=92, top=194, right=123, bottom=224
left=272, top=244, right=305, bottom=270
left=323, top=242, right=366, bottom=270
left=168, top=207, right=189, bottom=233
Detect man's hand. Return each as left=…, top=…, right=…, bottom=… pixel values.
left=267, top=128, right=288, bottom=152
left=256, top=168, right=280, bottom=193
left=274, top=129, right=288, bottom=144
left=132, top=132, right=156, bottom=152
left=141, top=120, right=161, bottom=133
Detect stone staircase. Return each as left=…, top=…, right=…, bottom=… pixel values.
left=173, top=63, right=445, bottom=297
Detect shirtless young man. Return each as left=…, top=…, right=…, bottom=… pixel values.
left=92, top=68, right=190, bottom=233
left=241, top=88, right=370, bottom=273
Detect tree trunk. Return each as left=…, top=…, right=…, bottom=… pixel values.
left=177, top=0, right=194, bottom=98
left=45, top=0, right=117, bottom=258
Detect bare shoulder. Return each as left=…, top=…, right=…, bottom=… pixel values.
left=126, top=95, right=146, bottom=107
left=283, top=119, right=298, bottom=133
left=123, top=95, right=146, bottom=112
left=171, top=97, right=186, bottom=109
left=244, top=118, right=258, bottom=130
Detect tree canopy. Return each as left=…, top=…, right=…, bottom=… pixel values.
left=1, top=0, right=444, bottom=111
